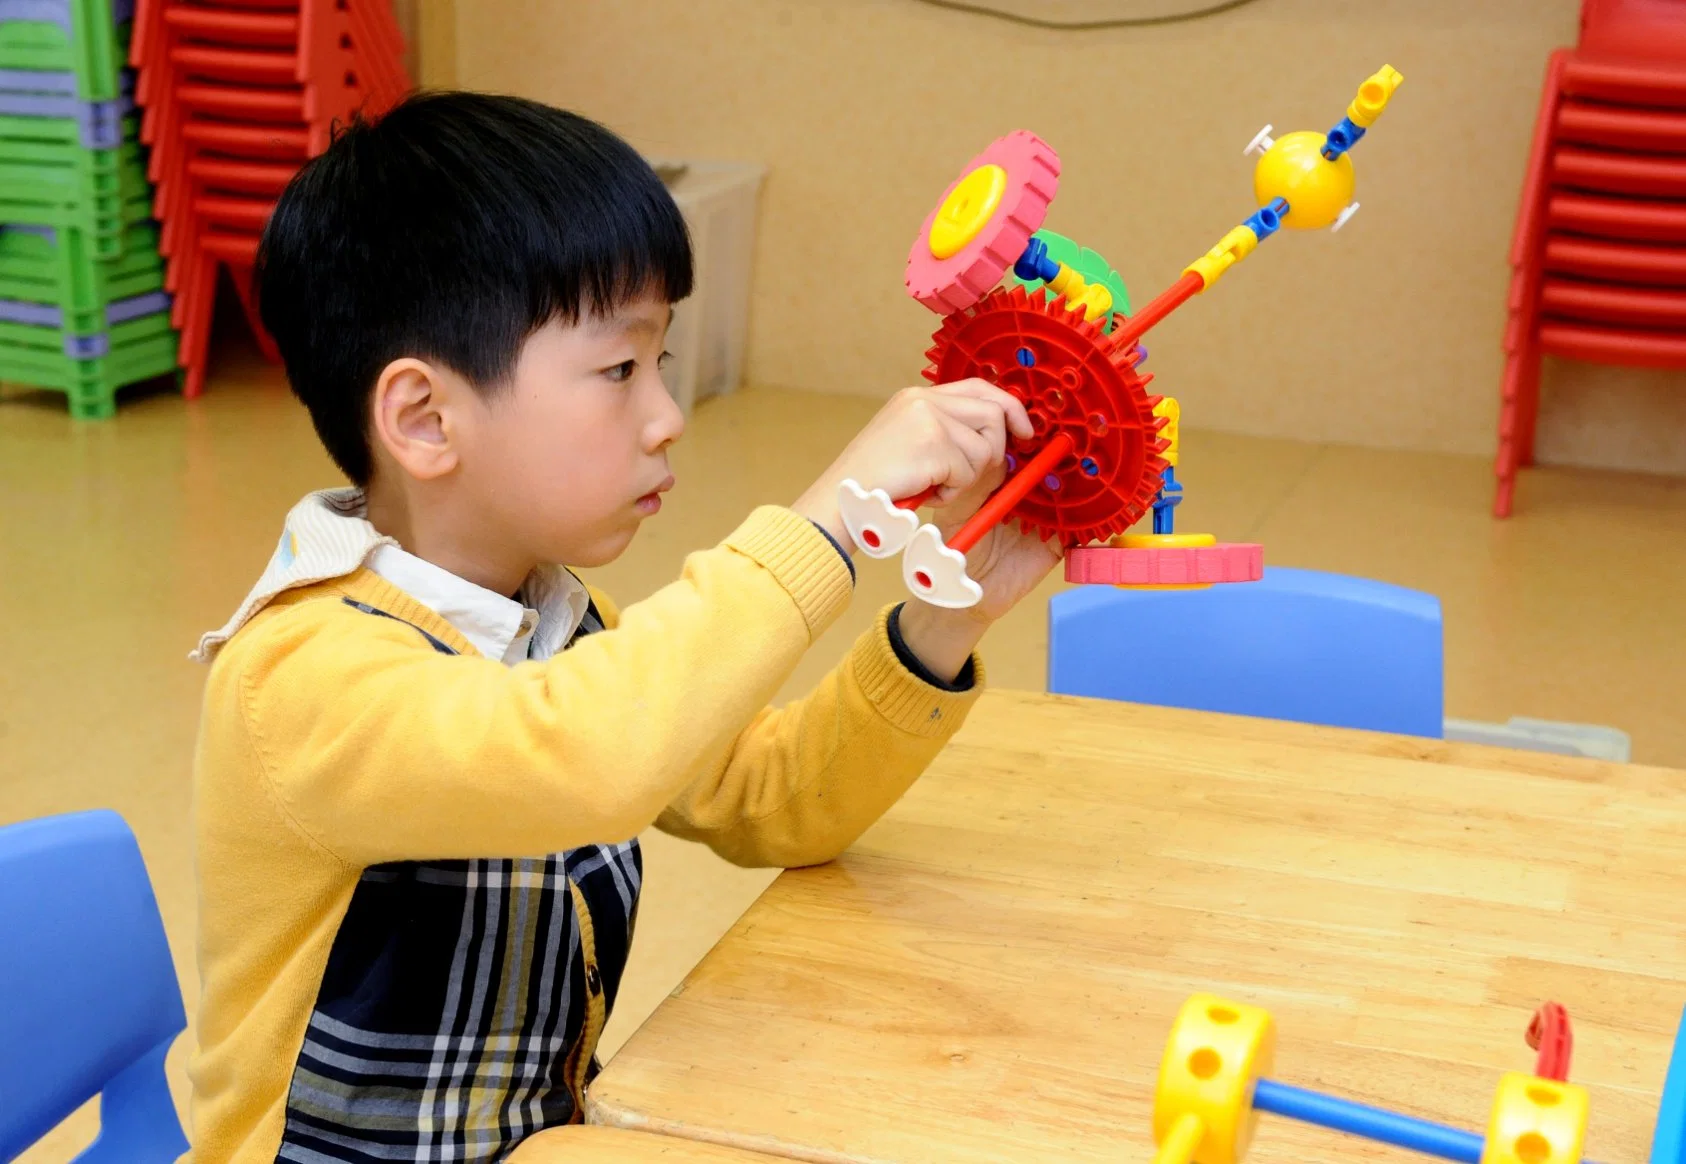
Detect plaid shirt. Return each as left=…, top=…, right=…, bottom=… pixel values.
left=274, top=599, right=640, bottom=1164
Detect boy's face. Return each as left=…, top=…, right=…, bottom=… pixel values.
left=461, top=294, right=684, bottom=569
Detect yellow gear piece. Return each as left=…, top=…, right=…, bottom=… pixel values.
left=1047, top=262, right=1114, bottom=322
left=1349, top=64, right=1404, bottom=128
left=1116, top=533, right=1214, bottom=549
left=929, top=164, right=1008, bottom=260
left=1480, top=1074, right=1590, bottom=1164
left=1183, top=224, right=1260, bottom=289
left=1153, top=994, right=1277, bottom=1164
left=1252, top=131, right=1356, bottom=231
left=1154, top=396, right=1181, bottom=467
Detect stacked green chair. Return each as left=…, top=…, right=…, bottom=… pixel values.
left=1, top=0, right=177, bottom=419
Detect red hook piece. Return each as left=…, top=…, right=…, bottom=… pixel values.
left=1526, top=1001, right=1573, bottom=1081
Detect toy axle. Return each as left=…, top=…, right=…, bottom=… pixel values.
left=949, top=432, right=1075, bottom=553
left=1252, top=1080, right=1486, bottom=1163
left=1113, top=271, right=1204, bottom=348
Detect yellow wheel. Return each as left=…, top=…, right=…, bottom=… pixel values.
left=928, top=164, right=1009, bottom=259
left=1114, top=533, right=1216, bottom=550
left=1479, top=1074, right=1590, bottom=1164
left=1153, top=994, right=1277, bottom=1164
left=1252, top=131, right=1355, bottom=231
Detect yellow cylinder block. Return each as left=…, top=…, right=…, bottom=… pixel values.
left=1154, top=397, right=1181, bottom=467
left=1047, top=263, right=1114, bottom=322
left=1480, top=1074, right=1590, bottom=1164
left=1349, top=65, right=1405, bottom=128
left=1154, top=995, right=1277, bottom=1164
left=1183, top=225, right=1260, bottom=289
left=1252, top=131, right=1355, bottom=231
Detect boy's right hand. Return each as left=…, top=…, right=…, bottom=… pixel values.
left=793, top=379, right=1033, bottom=554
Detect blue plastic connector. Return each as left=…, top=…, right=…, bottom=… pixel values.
left=1014, top=236, right=1060, bottom=284
left=1253, top=1079, right=1484, bottom=1163
left=1322, top=116, right=1367, bottom=161
left=1243, top=197, right=1289, bottom=242
left=1151, top=466, right=1182, bottom=535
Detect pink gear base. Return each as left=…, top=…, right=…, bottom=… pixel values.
left=905, top=131, right=1060, bottom=316
left=1064, top=543, right=1264, bottom=586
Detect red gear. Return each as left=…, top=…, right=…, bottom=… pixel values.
left=921, top=285, right=1168, bottom=546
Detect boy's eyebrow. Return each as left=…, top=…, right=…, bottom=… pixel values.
left=596, top=308, right=673, bottom=340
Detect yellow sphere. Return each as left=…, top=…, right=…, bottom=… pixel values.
left=1479, top=1074, right=1590, bottom=1164
left=1252, top=131, right=1355, bottom=231
left=1154, top=995, right=1277, bottom=1164
left=929, top=164, right=1008, bottom=259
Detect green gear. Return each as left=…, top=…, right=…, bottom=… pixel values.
left=1008, top=229, right=1132, bottom=332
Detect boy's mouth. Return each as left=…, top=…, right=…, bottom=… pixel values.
left=635, top=475, right=675, bottom=515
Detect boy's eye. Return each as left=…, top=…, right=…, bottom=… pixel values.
left=657, top=350, right=674, bottom=369
left=604, top=359, right=637, bottom=383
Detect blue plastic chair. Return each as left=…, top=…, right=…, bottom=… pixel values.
left=1655, top=1005, right=1686, bottom=1164
left=1048, top=566, right=1444, bottom=738
left=0, top=810, right=189, bottom=1163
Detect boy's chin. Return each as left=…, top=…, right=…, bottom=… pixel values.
left=556, top=524, right=638, bottom=569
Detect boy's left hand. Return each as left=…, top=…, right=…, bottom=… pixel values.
left=931, top=462, right=1063, bottom=623
left=894, top=464, right=1064, bottom=683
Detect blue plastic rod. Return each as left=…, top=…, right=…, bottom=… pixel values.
left=1253, top=1079, right=1485, bottom=1163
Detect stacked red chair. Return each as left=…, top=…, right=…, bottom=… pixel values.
left=1496, top=0, right=1686, bottom=516
left=128, top=0, right=410, bottom=397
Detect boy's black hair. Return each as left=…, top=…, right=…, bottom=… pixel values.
left=254, top=91, right=693, bottom=485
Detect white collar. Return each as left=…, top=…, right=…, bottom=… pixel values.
left=192, top=488, right=590, bottom=664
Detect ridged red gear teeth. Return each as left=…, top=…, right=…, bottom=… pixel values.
left=920, top=287, right=1168, bottom=546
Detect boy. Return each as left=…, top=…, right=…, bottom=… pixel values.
left=188, top=92, right=1059, bottom=1163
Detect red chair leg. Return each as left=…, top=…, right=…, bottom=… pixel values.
left=1514, top=339, right=1545, bottom=467
left=1494, top=342, right=1533, bottom=518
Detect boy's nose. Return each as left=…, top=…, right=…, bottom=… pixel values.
left=647, top=379, right=686, bottom=450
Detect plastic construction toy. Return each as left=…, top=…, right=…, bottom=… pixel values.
left=1151, top=993, right=1686, bottom=1164
left=838, top=66, right=1403, bottom=608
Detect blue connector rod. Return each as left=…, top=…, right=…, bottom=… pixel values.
left=1252, top=1079, right=1484, bottom=1163
left=1013, top=236, right=1060, bottom=284
left=1242, top=197, right=1289, bottom=242
left=1322, top=116, right=1367, bottom=161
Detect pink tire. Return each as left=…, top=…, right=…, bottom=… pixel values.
left=905, top=131, right=1061, bottom=315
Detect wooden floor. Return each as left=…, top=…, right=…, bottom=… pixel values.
left=4, top=342, right=1684, bottom=1159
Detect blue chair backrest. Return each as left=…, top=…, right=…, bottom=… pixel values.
left=1654, top=1005, right=1686, bottom=1164
left=0, top=810, right=188, bottom=1163
left=1048, top=566, right=1444, bottom=737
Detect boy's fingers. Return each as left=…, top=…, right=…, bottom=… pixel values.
left=926, top=396, right=1008, bottom=460
left=938, top=411, right=997, bottom=479
left=930, top=379, right=1033, bottom=440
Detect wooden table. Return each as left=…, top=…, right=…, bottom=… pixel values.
left=589, top=691, right=1686, bottom=1164
left=510, top=1125, right=785, bottom=1161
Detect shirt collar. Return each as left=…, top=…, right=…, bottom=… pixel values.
left=193, top=487, right=591, bottom=665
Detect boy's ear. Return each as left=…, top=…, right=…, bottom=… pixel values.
left=370, top=357, right=463, bottom=481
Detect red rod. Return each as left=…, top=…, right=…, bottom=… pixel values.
left=1113, top=270, right=1205, bottom=349
left=947, top=432, right=1076, bottom=554
left=896, top=486, right=940, bottom=512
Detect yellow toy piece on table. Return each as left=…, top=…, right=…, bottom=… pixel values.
left=1480, top=1074, right=1590, bottom=1164
left=1147, top=993, right=1612, bottom=1164
left=1152, top=995, right=1277, bottom=1164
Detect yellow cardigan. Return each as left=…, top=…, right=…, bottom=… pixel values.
left=187, top=506, right=982, bottom=1162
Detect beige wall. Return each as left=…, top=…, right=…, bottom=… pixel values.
left=452, top=0, right=1686, bottom=474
